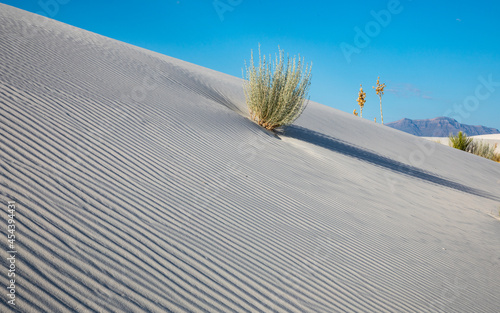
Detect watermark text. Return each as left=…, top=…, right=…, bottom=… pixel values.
left=6, top=201, right=17, bottom=306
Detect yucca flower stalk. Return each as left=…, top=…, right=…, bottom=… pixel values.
left=244, top=46, right=312, bottom=130
left=373, top=76, right=386, bottom=124
left=356, top=84, right=366, bottom=118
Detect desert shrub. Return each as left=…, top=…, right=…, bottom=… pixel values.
left=449, top=131, right=473, bottom=152
left=449, top=133, right=500, bottom=162
left=469, top=140, right=496, bottom=160
left=490, top=144, right=500, bottom=163
left=244, top=46, right=312, bottom=130
left=493, top=152, right=500, bottom=163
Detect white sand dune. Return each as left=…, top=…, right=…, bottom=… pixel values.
left=1, top=4, right=499, bottom=312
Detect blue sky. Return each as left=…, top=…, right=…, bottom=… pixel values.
left=4, top=0, right=500, bottom=130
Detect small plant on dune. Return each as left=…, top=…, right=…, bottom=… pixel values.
left=356, top=84, right=366, bottom=118
left=493, top=149, right=500, bottom=163
left=469, top=140, right=497, bottom=160
left=353, top=109, right=359, bottom=116
left=449, top=131, right=473, bottom=152
left=484, top=144, right=500, bottom=163
left=243, top=46, right=312, bottom=130
left=373, top=76, right=386, bottom=124
left=492, top=144, right=500, bottom=163
left=449, top=133, right=500, bottom=163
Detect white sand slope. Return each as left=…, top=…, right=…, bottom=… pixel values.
left=0, top=4, right=499, bottom=313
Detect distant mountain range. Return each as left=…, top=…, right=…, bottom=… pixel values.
left=386, top=117, right=500, bottom=137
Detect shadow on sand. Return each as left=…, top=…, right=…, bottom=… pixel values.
left=282, top=125, right=499, bottom=201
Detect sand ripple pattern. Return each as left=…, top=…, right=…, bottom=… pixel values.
left=1, top=4, right=500, bottom=313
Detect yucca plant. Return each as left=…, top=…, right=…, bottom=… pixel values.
left=243, top=46, right=312, bottom=130
left=373, top=76, right=386, bottom=124
left=449, top=131, right=473, bottom=152
left=356, top=84, right=366, bottom=117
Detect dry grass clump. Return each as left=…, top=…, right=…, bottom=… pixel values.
left=244, top=46, right=312, bottom=130
left=449, top=132, right=500, bottom=162
left=493, top=149, right=500, bottom=163
left=470, top=140, right=496, bottom=160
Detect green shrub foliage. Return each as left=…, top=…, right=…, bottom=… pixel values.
left=244, top=46, right=312, bottom=130
left=449, top=131, right=473, bottom=152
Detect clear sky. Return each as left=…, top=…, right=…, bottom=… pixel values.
left=3, top=0, right=500, bottom=130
